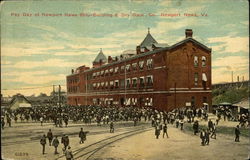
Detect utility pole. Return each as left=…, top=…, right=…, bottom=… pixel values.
left=58, top=85, right=61, bottom=107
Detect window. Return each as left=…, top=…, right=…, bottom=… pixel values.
left=146, top=59, right=153, bottom=69
left=114, top=80, right=119, bottom=88
left=105, top=69, right=109, bottom=75
left=93, top=72, right=96, bottom=78
left=139, top=77, right=145, bottom=88
left=101, top=82, right=105, bottom=87
left=132, top=63, right=137, bottom=71
left=126, top=78, right=130, bottom=88
left=126, top=64, right=131, bottom=72
left=105, top=82, right=109, bottom=88
left=194, top=73, right=198, bottom=86
left=139, top=61, right=144, bottom=70
left=114, top=67, right=119, bottom=73
left=120, top=79, right=125, bottom=87
left=132, top=78, right=137, bottom=88
left=194, top=56, right=198, bottom=67
left=202, top=56, right=206, bottom=67
left=93, top=83, right=96, bottom=88
left=110, top=81, right=114, bottom=89
left=146, top=75, right=153, bottom=86
left=97, top=82, right=100, bottom=88
left=120, top=66, right=125, bottom=73
left=109, top=68, right=114, bottom=73
left=101, top=70, right=104, bottom=76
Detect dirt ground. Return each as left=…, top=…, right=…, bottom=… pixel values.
left=1, top=118, right=249, bottom=160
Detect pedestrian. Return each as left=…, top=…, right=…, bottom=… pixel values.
left=52, top=136, right=59, bottom=154
left=79, top=128, right=86, bottom=144
left=7, top=116, right=11, bottom=127
left=235, top=125, right=240, bottom=142
left=205, top=129, right=210, bottom=145
left=162, top=123, right=169, bottom=138
left=61, top=135, right=69, bottom=150
left=1, top=117, right=5, bottom=130
left=210, top=123, right=216, bottom=139
left=208, top=119, right=213, bottom=132
left=65, top=146, right=73, bottom=160
left=110, top=121, right=114, bottom=133
left=40, top=134, right=46, bottom=154
left=180, top=119, right=184, bottom=130
left=193, top=120, right=199, bottom=135
left=176, top=118, right=179, bottom=128
left=200, top=129, right=206, bottom=146
left=134, top=117, right=137, bottom=126
left=40, top=116, right=43, bottom=126
left=47, top=129, right=53, bottom=146
left=155, top=124, right=161, bottom=139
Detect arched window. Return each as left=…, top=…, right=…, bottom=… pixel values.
left=202, top=56, right=206, bottom=67
left=194, top=56, right=198, bottom=67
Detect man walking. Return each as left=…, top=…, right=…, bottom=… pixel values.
left=79, top=128, right=86, bottom=144
left=110, top=121, right=114, bottom=133
left=200, top=129, right=206, bottom=146
left=52, top=136, right=59, bottom=154
left=162, top=123, right=169, bottom=138
left=47, top=129, right=53, bottom=146
left=205, top=129, right=210, bottom=145
left=61, top=135, right=69, bottom=150
left=40, top=134, right=46, bottom=154
left=193, top=120, right=199, bottom=135
left=235, top=125, right=240, bottom=142
left=65, top=146, right=73, bottom=160
left=210, top=123, right=216, bottom=139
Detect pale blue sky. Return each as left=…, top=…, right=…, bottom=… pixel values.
left=1, top=0, right=249, bottom=96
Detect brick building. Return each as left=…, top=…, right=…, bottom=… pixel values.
left=66, top=29, right=212, bottom=111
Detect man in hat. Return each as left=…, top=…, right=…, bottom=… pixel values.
left=47, top=129, right=53, bottom=146
left=235, top=125, right=240, bottom=142
left=52, top=136, right=59, bottom=154
left=65, top=146, right=73, bottom=160
left=40, top=134, right=46, bottom=154
left=79, top=128, right=86, bottom=144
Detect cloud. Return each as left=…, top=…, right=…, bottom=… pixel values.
left=208, top=36, right=248, bottom=53
left=4, top=59, right=83, bottom=69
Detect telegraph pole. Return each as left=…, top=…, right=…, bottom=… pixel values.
left=58, top=85, right=61, bottom=107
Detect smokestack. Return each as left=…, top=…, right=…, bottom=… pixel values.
left=242, top=76, right=244, bottom=81
left=237, top=76, right=239, bottom=82
left=185, top=29, right=193, bottom=38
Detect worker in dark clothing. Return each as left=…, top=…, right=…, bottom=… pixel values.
left=205, top=129, right=210, bottom=145
left=208, top=119, right=213, bottom=132
left=79, top=128, right=86, bottom=144
left=110, top=121, right=114, bottom=133
left=155, top=124, right=161, bottom=139
left=61, top=135, right=69, bottom=150
left=210, top=123, right=216, bottom=139
left=200, top=129, right=206, bottom=146
left=162, top=123, right=169, bottom=138
left=47, top=129, right=53, bottom=146
left=1, top=117, right=5, bottom=130
left=40, top=134, right=46, bottom=154
left=52, top=136, right=59, bottom=154
left=235, top=125, right=240, bottom=142
left=193, top=120, right=199, bottom=135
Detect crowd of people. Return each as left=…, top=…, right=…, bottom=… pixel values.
left=1, top=104, right=249, bottom=159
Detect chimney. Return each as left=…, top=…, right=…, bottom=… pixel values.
left=185, top=29, right=193, bottom=38
left=71, top=69, right=74, bottom=74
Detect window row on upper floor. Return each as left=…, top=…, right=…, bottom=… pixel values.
left=194, top=56, right=207, bottom=67
left=88, top=58, right=153, bottom=80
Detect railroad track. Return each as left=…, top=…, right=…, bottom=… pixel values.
left=55, top=126, right=152, bottom=160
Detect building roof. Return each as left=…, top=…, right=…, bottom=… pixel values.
left=139, top=29, right=158, bottom=48
left=82, top=37, right=211, bottom=73
left=93, top=49, right=107, bottom=63
left=153, top=43, right=169, bottom=48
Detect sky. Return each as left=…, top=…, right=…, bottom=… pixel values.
left=1, top=0, right=249, bottom=97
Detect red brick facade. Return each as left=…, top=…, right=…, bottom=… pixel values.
left=66, top=29, right=212, bottom=111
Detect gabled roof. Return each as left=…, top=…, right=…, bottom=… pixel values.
left=153, top=43, right=169, bottom=48
left=93, top=49, right=107, bottom=63
left=139, top=32, right=158, bottom=48
left=84, top=37, right=211, bottom=73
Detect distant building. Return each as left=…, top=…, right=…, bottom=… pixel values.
left=66, top=29, right=212, bottom=111
left=8, top=94, right=32, bottom=110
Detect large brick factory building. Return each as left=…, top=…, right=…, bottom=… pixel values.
left=66, top=29, right=212, bottom=111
